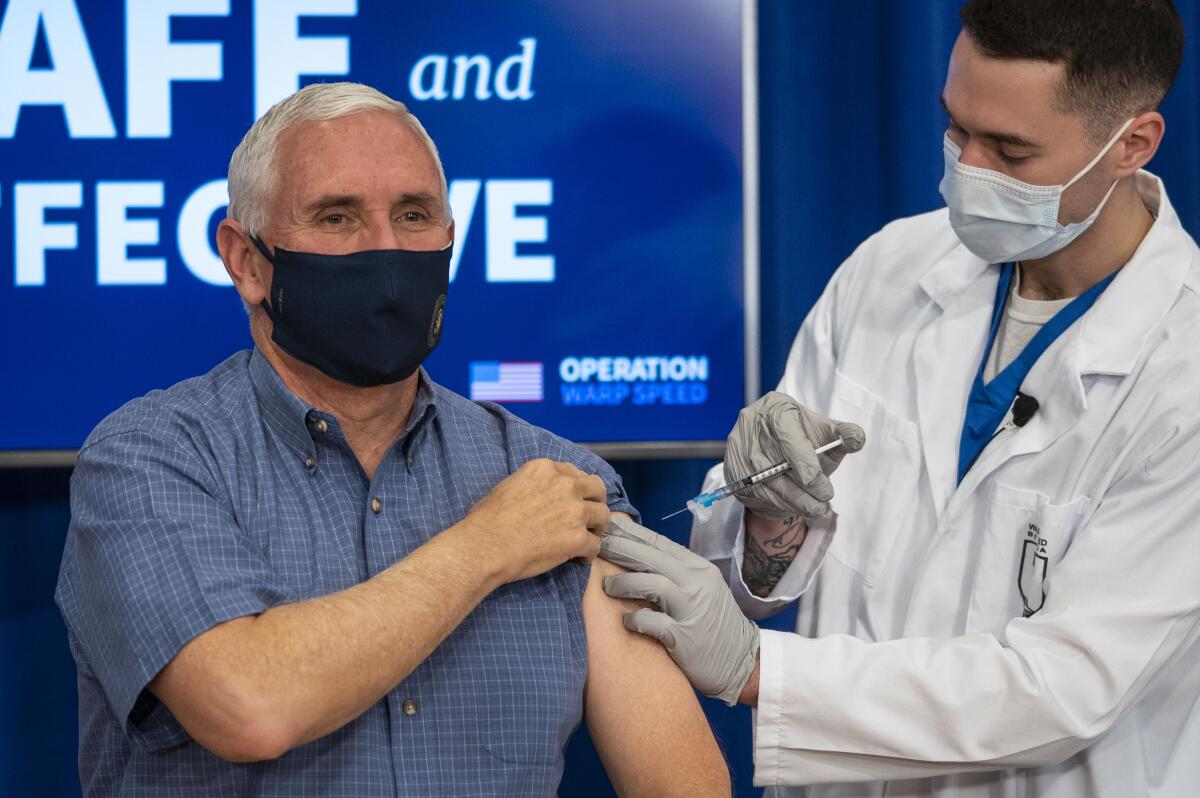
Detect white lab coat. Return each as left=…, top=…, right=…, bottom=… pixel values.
left=691, top=172, right=1200, bottom=797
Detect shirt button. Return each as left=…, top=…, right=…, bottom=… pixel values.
left=371, top=497, right=383, bottom=514
left=402, top=699, right=418, bottom=716
left=304, top=456, right=316, bottom=469
left=314, top=418, right=329, bottom=434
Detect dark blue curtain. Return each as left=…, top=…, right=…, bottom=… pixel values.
left=0, top=471, right=79, bottom=797
left=4, top=1, right=1199, bottom=795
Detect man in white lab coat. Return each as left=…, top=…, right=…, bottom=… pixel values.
left=599, top=1, right=1200, bottom=795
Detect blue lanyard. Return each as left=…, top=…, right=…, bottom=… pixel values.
left=956, top=263, right=1117, bottom=483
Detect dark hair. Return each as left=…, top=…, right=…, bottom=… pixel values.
left=960, top=0, right=1185, bottom=141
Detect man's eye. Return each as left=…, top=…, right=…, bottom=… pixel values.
left=324, top=213, right=344, bottom=224
left=998, top=152, right=1031, bottom=166
left=402, top=210, right=426, bottom=222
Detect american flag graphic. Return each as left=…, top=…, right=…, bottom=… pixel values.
left=469, top=361, right=544, bottom=402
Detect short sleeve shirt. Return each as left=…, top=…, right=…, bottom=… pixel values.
left=55, top=349, right=638, bottom=797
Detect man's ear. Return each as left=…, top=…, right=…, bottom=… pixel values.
left=217, top=219, right=270, bottom=307
left=1116, top=111, right=1165, bottom=178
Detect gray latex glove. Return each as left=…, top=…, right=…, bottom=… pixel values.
left=725, top=391, right=866, bottom=522
left=599, top=516, right=759, bottom=706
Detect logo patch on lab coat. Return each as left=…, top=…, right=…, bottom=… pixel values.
left=1018, top=522, right=1048, bottom=617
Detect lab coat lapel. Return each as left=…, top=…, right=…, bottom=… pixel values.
left=912, top=247, right=998, bottom=520
left=1077, top=173, right=1196, bottom=376
left=950, top=337, right=1086, bottom=512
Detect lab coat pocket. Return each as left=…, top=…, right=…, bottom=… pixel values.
left=824, top=370, right=921, bottom=588
left=966, top=482, right=1088, bottom=636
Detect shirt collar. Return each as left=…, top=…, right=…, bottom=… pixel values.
left=248, top=348, right=440, bottom=462
left=249, top=348, right=315, bottom=460
left=396, top=370, right=439, bottom=443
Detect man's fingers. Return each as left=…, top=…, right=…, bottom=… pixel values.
left=575, top=531, right=602, bottom=562
left=771, top=417, right=824, bottom=488
left=622, top=608, right=677, bottom=649
left=575, top=472, right=607, bottom=502
left=834, top=420, right=866, bottom=453
left=755, top=477, right=830, bottom=519
left=723, top=439, right=759, bottom=487
left=740, top=479, right=791, bottom=517
left=756, top=413, right=792, bottom=469
left=603, top=517, right=696, bottom=560
left=598, top=534, right=663, bottom=573
left=817, top=421, right=865, bottom=471
left=603, top=572, right=685, bottom=615
left=803, top=472, right=835, bottom=504
left=604, top=515, right=668, bottom=548
left=798, top=496, right=831, bottom=521
left=583, top=499, right=612, bottom=534
left=599, top=534, right=689, bottom=582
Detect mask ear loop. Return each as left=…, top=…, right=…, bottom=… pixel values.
left=1055, top=118, right=1134, bottom=228
left=248, top=234, right=279, bottom=320
left=1062, top=118, right=1135, bottom=191
left=943, top=133, right=963, bottom=160
left=249, top=233, right=276, bottom=263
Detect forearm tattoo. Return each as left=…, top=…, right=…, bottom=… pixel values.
left=742, top=517, right=807, bottom=598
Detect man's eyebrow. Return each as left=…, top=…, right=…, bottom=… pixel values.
left=303, top=192, right=445, bottom=214
left=395, top=191, right=442, bottom=208
left=304, top=194, right=361, bottom=214
left=939, top=94, right=1041, bottom=149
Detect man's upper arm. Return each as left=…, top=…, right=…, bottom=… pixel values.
left=56, top=427, right=286, bottom=750
left=583, top=557, right=730, bottom=798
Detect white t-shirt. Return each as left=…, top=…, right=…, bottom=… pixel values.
left=983, top=267, right=1074, bottom=382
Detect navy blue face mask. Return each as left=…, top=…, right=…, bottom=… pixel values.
left=251, top=235, right=451, bottom=387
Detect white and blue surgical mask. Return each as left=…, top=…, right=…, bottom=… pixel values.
left=939, top=119, right=1133, bottom=263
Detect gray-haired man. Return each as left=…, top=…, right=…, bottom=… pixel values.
left=56, top=82, right=729, bottom=797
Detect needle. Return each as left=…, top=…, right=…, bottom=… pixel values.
left=660, top=438, right=844, bottom=521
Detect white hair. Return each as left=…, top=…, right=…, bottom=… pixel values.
left=227, top=82, right=450, bottom=236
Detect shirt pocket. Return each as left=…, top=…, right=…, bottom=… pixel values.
left=470, top=580, right=586, bottom=766
left=823, top=370, right=922, bottom=588
left=966, top=481, right=1089, bottom=635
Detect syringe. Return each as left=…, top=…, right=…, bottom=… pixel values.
left=661, top=438, right=844, bottom=522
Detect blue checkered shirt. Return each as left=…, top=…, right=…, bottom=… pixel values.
left=56, top=349, right=637, bottom=797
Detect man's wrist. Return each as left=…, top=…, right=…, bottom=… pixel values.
left=741, top=512, right=808, bottom=598
left=737, top=652, right=760, bottom=707
left=440, top=517, right=510, bottom=593
left=745, top=509, right=807, bottom=543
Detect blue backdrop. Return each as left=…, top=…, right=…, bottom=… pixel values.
left=4, top=0, right=1199, bottom=795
